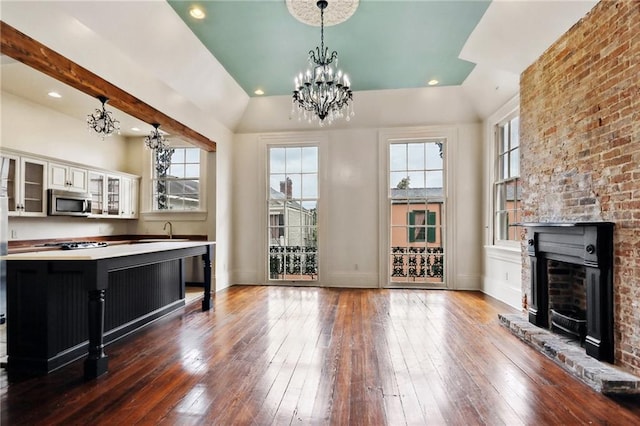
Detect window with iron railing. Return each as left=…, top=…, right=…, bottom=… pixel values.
left=389, top=140, right=445, bottom=285
left=268, top=145, right=318, bottom=281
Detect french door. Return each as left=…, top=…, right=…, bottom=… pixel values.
left=267, top=145, right=319, bottom=282
left=388, top=139, right=446, bottom=287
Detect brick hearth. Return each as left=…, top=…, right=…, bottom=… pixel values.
left=499, top=313, right=640, bottom=395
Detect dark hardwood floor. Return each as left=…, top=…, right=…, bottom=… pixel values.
left=2, top=286, right=639, bottom=425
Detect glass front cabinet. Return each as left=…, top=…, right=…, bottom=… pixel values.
left=1, top=153, right=47, bottom=217
left=88, top=171, right=138, bottom=219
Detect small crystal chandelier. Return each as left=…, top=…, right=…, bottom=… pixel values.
left=144, top=123, right=169, bottom=150
left=292, top=0, right=354, bottom=125
left=87, top=95, right=120, bottom=140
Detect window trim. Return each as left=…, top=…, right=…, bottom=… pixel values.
left=267, top=144, right=320, bottom=282
left=493, top=111, right=521, bottom=246
left=141, top=139, right=208, bottom=220
left=258, top=132, right=328, bottom=285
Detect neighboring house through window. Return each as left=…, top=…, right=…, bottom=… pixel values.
left=408, top=210, right=436, bottom=243
left=495, top=114, right=521, bottom=242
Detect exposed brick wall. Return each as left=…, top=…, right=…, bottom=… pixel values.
left=520, top=1, right=640, bottom=375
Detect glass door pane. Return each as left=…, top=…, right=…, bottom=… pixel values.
left=107, top=176, right=120, bottom=215
left=268, top=146, right=318, bottom=282
left=89, top=172, right=104, bottom=215
left=5, top=157, right=16, bottom=212
left=389, top=140, right=445, bottom=286
left=22, top=160, right=44, bottom=213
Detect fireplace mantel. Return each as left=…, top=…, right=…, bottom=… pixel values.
left=519, top=222, right=614, bottom=362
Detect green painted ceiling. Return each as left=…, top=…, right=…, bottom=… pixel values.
left=167, top=1, right=491, bottom=97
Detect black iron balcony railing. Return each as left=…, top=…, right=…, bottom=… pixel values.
left=391, top=246, right=444, bottom=279
left=268, top=245, right=443, bottom=280
left=269, top=246, right=318, bottom=278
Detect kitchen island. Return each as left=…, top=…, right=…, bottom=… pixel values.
left=4, top=241, right=215, bottom=379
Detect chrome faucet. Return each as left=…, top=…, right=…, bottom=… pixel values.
left=163, top=221, right=173, bottom=239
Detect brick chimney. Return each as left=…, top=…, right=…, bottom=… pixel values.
left=280, top=177, right=292, bottom=199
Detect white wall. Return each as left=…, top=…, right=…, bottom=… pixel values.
left=1, top=92, right=130, bottom=171
left=451, top=123, right=484, bottom=290
left=481, top=96, right=523, bottom=309
left=211, top=135, right=233, bottom=292
left=232, top=88, right=483, bottom=288
left=238, top=86, right=480, bottom=133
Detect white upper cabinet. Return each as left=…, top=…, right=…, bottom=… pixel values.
left=2, top=148, right=139, bottom=220
left=1, top=152, right=47, bottom=217
left=88, top=171, right=139, bottom=219
left=120, top=176, right=139, bottom=219
left=48, top=162, right=88, bottom=193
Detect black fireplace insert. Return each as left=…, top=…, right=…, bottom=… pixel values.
left=520, top=222, right=614, bottom=362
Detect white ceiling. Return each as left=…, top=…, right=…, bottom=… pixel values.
left=0, top=1, right=598, bottom=138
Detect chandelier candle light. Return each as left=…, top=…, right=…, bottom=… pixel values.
left=87, top=95, right=120, bottom=140
left=292, top=0, right=354, bottom=125
left=144, top=123, right=168, bottom=150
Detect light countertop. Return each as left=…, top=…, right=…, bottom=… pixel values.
left=1, top=241, right=215, bottom=261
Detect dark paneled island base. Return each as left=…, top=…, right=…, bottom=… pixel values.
left=5, top=241, right=214, bottom=380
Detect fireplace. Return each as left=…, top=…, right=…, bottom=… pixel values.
left=546, top=260, right=588, bottom=341
left=523, top=222, right=614, bottom=362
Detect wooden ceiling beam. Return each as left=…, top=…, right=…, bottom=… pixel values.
left=0, top=21, right=216, bottom=152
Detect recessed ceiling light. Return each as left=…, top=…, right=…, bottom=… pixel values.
left=254, top=89, right=265, bottom=96
left=189, top=6, right=205, bottom=19
left=428, top=79, right=439, bottom=86
left=48, top=91, right=62, bottom=98
left=131, top=127, right=141, bottom=132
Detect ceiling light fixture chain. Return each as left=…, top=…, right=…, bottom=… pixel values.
left=308, top=0, right=337, bottom=68
left=144, top=123, right=169, bottom=150
left=292, top=0, right=354, bottom=126
left=87, top=95, right=120, bottom=140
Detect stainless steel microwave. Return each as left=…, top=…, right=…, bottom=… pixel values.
left=47, top=189, right=91, bottom=216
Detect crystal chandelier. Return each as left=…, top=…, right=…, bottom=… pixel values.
left=87, top=95, right=120, bottom=140
left=292, top=0, right=354, bottom=125
left=144, top=123, right=168, bottom=150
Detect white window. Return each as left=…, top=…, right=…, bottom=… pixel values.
left=495, top=115, right=521, bottom=242
left=389, top=140, right=445, bottom=286
left=152, top=147, right=201, bottom=211
left=267, top=145, right=318, bottom=281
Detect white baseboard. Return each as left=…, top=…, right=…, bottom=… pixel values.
left=482, top=276, right=522, bottom=309
left=322, top=272, right=379, bottom=288
left=452, top=274, right=481, bottom=290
